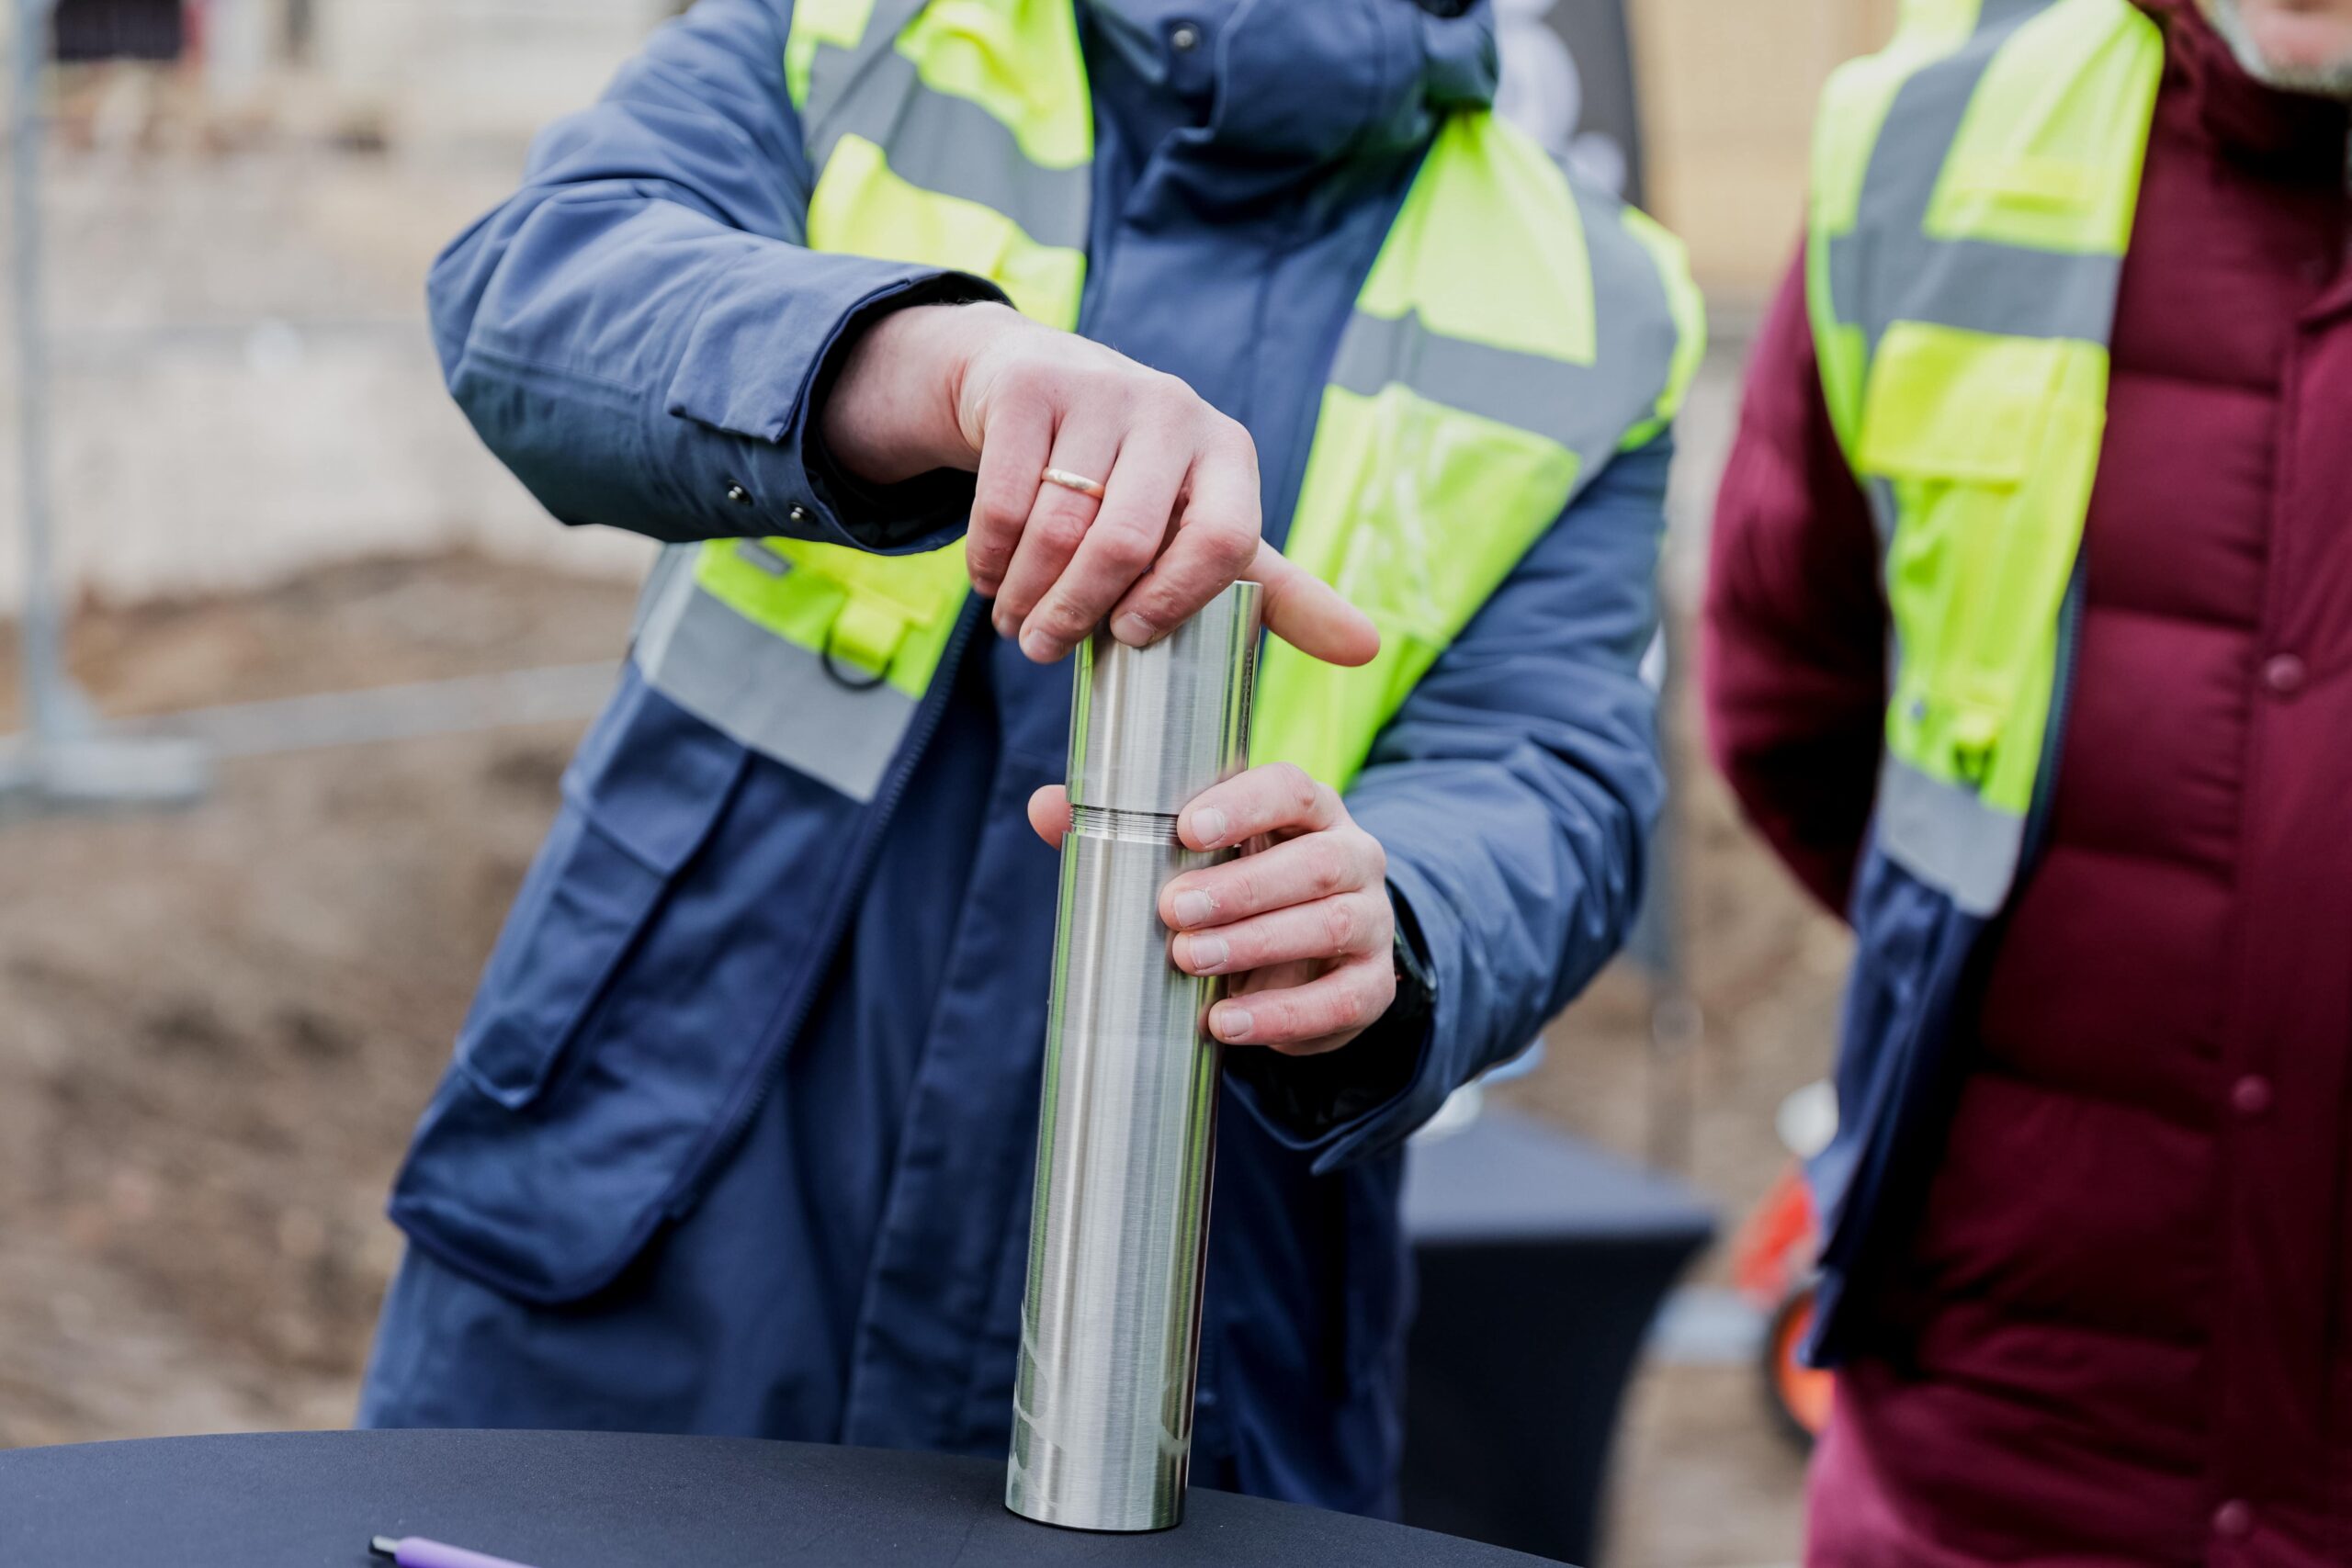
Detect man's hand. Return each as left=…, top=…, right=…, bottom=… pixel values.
left=820, top=302, right=1378, bottom=667
left=1028, top=762, right=1397, bottom=1055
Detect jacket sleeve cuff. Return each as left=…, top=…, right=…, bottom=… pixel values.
left=661, top=248, right=1007, bottom=551
left=1225, top=873, right=1455, bottom=1173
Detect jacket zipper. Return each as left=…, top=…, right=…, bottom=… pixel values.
left=666, top=594, right=987, bottom=1216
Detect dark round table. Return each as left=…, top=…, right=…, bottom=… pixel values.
left=0, top=1429, right=1563, bottom=1566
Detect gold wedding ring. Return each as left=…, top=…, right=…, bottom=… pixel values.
left=1042, top=466, right=1107, bottom=502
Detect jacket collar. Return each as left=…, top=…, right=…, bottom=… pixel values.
left=1087, top=0, right=1497, bottom=168
left=2136, top=0, right=2348, bottom=178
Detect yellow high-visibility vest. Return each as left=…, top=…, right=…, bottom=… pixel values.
left=1807, top=0, right=2163, bottom=912
left=634, top=0, right=1701, bottom=804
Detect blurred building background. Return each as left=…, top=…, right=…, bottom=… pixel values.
left=0, top=0, right=1895, bottom=614
left=0, top=4, right=1894, bottom=1564
left=1642, top=0, right=1896, bottom=296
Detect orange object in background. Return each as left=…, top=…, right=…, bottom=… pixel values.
left=1731, top=1086, right=1839, bottom=1450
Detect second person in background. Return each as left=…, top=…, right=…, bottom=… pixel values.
left=1712, top=0, right=2352, bottom=1561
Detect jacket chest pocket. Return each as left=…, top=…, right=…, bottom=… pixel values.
left=393, top=669, right=883, bottom=1305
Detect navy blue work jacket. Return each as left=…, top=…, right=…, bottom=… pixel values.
left=363, top=0, right=1671, bottom=1516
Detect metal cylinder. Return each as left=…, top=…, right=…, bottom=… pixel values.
left=1006, top=581, right=1261, bottom=1533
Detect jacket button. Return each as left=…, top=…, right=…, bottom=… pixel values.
left=2231, top=1075, right=2272, bottom=1117
left=1170, top=21, right=1202, bottom=51
left=2213, top=1498, right=2254, bottom=1540
left=725, top=483, right=752, bottom=506
left=786, top=503, right=810, bottom=525
left=2261, top=653, right=2305, bottom=695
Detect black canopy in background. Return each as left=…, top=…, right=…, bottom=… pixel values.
left=1400, top=1113, right=1715, bottom=1564
left=1504, top=0, right=1647, bottom=207
left=52, top=0, right=184, bottom=62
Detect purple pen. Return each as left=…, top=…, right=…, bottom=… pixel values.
left=368, top=1533, right=545, bottom=1568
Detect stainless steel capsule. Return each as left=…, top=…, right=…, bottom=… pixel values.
left=1005, top=580, right=1261, bottom=1533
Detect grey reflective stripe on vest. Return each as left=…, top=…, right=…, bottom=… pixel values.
left=1575, top=184, right=1686, bottom=450
left=1326, top=310, right=1602, bottom=434
left=801, top=1, right=1090, bottom=253
left=1875, top=753, right=2023, bottom=917
left=800, top=0, right=926, bottom=130
left=1327, top=189, right=1679, bottom=487
left=631, top=550, right=918, bottom=804
left=628, top=540, right=695, bottom=644
left=1827, top=229, right=2119, bottom=349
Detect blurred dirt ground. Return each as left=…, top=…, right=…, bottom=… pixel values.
left=0, top=556, right=639, bottom=1442
left=0, top=551, right=1843, bottom=1566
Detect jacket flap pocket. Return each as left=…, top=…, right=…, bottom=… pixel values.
left=390, top=716, right=866, bottom=1306
left=1855, top=321, right=2064, bottom=487
left=456, top=677, right=748, bottom=1110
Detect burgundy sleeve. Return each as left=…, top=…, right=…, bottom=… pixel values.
left=1701, top=251, right=1888, bottom=916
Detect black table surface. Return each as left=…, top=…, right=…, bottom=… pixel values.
left=0, top=1427, right=1563, bottom=1566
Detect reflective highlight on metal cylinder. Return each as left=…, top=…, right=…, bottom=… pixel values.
left=1006, top=581, right=1261, bottom=1532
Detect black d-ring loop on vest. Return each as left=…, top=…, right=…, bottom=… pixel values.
left=820, top=623, right=892, bottom=692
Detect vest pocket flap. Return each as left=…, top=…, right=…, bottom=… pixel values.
left=1855, top=322, right=2066, bottom=487
left=456, top=679, right=748, bottom=1110
left=1940, top=154, right=2099, bottom=214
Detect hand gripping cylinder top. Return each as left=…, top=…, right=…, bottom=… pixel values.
left=1005, top=581, right=1261, bottom=1532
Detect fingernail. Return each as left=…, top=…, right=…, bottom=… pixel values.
left=1215, top=1005, right=1253, bottom=1042
left=1172, top=889, right=1216, bottom=927
left=1113, top=613, right=1157, bottom=646
left=992, top=610, right=1014, bottom=639
left=1021, top=629, right=1057, bottom=662
left=1191, top=807, right=1228, bottom=846
left=1184, top=934, right=1229, bottom=974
